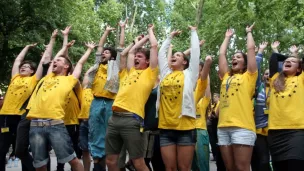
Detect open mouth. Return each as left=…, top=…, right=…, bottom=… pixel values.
left=232, top=61, right=238, bottom=67
left=284, top=63, right=292, bottom=68
left=171, top=59, right=177, bottom=63
left=134, top=60, right=140, bottom=66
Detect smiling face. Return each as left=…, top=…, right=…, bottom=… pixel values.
left=171, top=52, right=188, bottom=71
left=134, top=52, right=149, bottom=70
left=231, top=52, right=246, bottom=73
left=52, top=57, right=71, bottom=75
left=19, top=63, right=34, bottom=77
left=282, top=57, right=301, bottom=76
left=263, top=69, right=270, bottom=85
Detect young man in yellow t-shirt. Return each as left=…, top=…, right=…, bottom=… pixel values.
left=88, top=21, right=126, bottom=171
left=0, top=31, right=54, bottom=170
left=105, top=24, right=158, bottom=171
left=26, top=41, right=96, bottom=171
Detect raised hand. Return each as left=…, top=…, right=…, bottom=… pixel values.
left=52, top=29, right=59, bottom=38
left=85, top=41, right=97, bottom=50
left=27, top=43, right=38, bottom=48
left=148, top=24, right=155, bottom=31
left=199, top=40, right=205, bottom=47
left=271, top=41, right=280, bottom=50
left=67, top=40, right=75, bottom=48
left=259, top=42, right=268, bottom=50
left=290, top=45, right=299, bottom=53
left=225, top=29, right=234, bottom=38
left=188, top=25, right=197, bottom=31
left=119, top=19, right=128, bottom=28
left=106, top=26, right=115, bottom=32
left=205, top=55, right=213, bottom=61
left=61, top=26, right=72, bottom=35
left=170, top=30, right=182, bottom=38
left=246, top=22, right=255, bottom=33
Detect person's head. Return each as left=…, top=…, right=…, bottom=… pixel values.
left=231, top=51, right=247, bottom=74
left=52, top=56, right=72, bottom=76
left=171, top=51, right=189, bottom=71
left=273, top=57, right=302, bottom=92
left=263, top=69, right=270, bottom=85
left=19, top=61, right=37, bottom=77
left=101, top=47, right=117, bottom=64
left=213, top=93, right=220, bottom=103
left=134, top=48, right=150, bottom=70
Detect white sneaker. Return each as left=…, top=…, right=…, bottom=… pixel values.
left=6, top=159, right=13, bottom=168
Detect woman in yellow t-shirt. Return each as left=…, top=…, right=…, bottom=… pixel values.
left=217, top=23, right=258, bottom=171
left=267, top=47, right=304, bottom=170
left=157, top=26, right=212, bottom=171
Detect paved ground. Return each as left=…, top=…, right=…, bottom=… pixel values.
left=6, top=155, right=217, bottom=171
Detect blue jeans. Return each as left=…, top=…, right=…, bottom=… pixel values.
left=79, top=120, right=89, bottom=151
left=159, top=129, right=196, bottom=146
left=88, top=97, right=114, bottom=159
left=29, top=123, right=76, bottom=168
left=192, top=129, right=210, bottom=171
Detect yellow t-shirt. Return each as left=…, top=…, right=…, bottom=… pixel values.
left=218, top=71, right=258, bottom=132
left=256, top=127, right=268, bottom=136
left=26, top=77, right=45, bottom=110
left=27, top=73, right=78, bottom=120
left=78, top=88, right=93, bottom=119
left=63, top=89, right=81, bottom=125
left=158, top=71, right=196, bottom=130
left=0, top=74, right=38, bottom=115
left=112, top=67, right=158, bottom=118
left=194, top=78, right=208, bottom=107
left=269, top=72, right=304, bottom=129
left=91, top=64, right=116, bottom=99
left=196, top=97, right=211, bottom=130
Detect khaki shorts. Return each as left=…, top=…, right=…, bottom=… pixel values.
left=105, top=113, right=145, bottom=160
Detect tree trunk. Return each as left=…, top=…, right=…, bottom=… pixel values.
left=195, top=0, right=204, bottom=27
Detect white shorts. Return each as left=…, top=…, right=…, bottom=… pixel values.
left=217, top=127, right=256, bottom=146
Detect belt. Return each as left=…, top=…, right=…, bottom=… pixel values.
left=113, top=111, right=134, bottom=117
left=30, top=120, right=64, bottom=127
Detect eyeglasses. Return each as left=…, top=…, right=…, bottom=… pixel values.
left=20, top=65, right=32, bottom=69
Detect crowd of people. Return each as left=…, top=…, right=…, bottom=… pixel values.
left=0, top=19, right=303, bottom=171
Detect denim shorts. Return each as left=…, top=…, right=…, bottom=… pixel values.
left=79, top=120, right=89, bottom=151
left=159, top=129, right=196, bottom=147
left=217, top=127, right=256, bottom=146
left=29, top=123, right=76, bottom=168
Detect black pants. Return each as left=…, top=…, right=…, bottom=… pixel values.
left=57, top=124, right=81, bottom=171
left=273, top=160, right=303, bottom=171
left=0, top=115, right=21, bottom=171
left=151, top=134, right=165, bottom=171
left=251, top=134, right=271, bottom=171
left=207, top=123, right=217, bottom=160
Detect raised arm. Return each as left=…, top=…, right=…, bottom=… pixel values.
left=256, top=42, right=267, bottom=87
left=97, top=26, right=115, bottom=54
left=201, top=55, right=212, bottom=80
left=72, top=42, right=96, bottom=79
left=289, top=45, right=299, bottom=58
left=82, top=66, right=95, bottom=88
left=271, top=41, right=280, bottom=53
left=12, top=43, right=37, bottom=77
left=119, top=42, right=134, bottom=71
left=36, top=29, right=58, bottom=79
left=48, top=40, right=75, bottom=74
left=61, top=26, right=72, bottom=56
left=119, top=19, right=127, bottom=48
left=188, top=26, right=200, bottom=81
left=167, top=44, right=173, bottom=67
left=183, top=40, right=205, bottom=56
left=218, top=29, right=233, bottom=78
left=148, top=24, right=158, bottom=69
left=127, top=35, right=149, bottom=70
left=205, top=76, right=211, bottom=98
left=246, top=23, right=257, bottom=73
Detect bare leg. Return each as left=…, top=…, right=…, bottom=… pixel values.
left=106, top=154, right=120, bottom=171
left=220, top=145, right=235, bottom=171
left=36, top=165, right=47, bottom=171
left=69, top=157, right=84, bottom=171
left=233, top=144, right=253, bottom=171
left=82, top=151, right=91, bottom=171
left=161, top=145, right=177, bottom=171
left=132, top=157, right=149, bottom=171
left=177, top=145, right=195, bottom=171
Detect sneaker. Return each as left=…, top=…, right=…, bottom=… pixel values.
left=7, top=159, right=13, bottom=168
